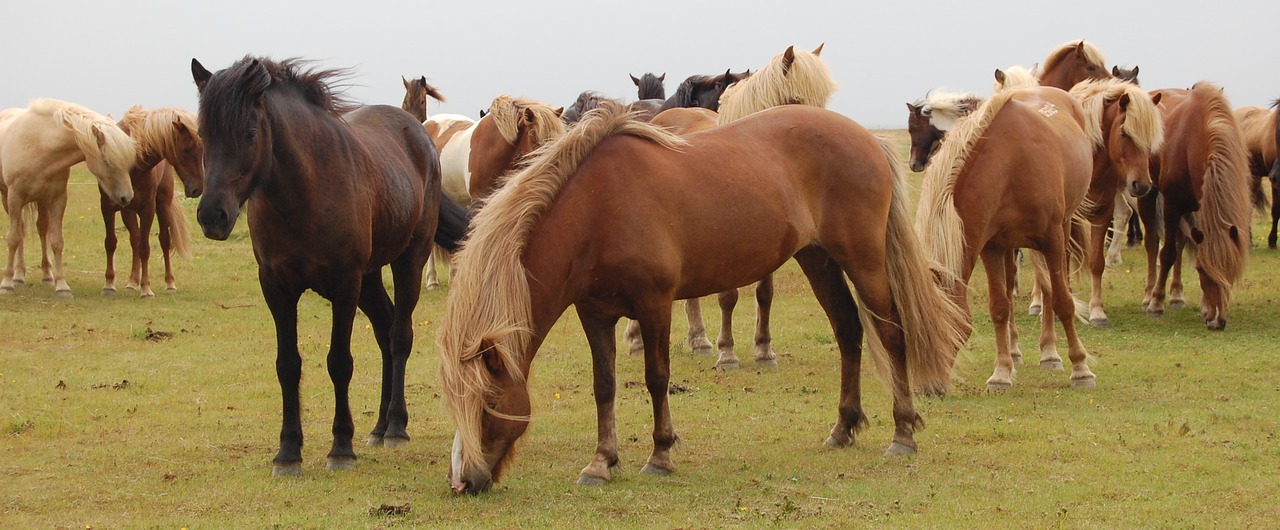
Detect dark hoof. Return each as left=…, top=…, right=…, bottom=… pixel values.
left=1040, top=360, right=1065, bottom=372
left=1090, top=318, right=1111, bottom=329
left=272, top=461, right=303, bottom=477
left=640, top=463, right=673, bottom=476
left=327, top=456, right=356, bottom=471
left=576, top=474, right=609, bottom=486
left=884, top=441, right=916, bottom=456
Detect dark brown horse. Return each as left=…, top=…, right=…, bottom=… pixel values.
left=655, top=69, right=751, bottom=112
left=1112, top=65, right=1140, bottom=85
left=905, top=91, right=983, bottom=172
left=439, top=104, right=968, bottom=494
left=562, top=91, right=663, bottom=124
left=631, top=72, right=665, bottom=100
left=400, top=75, right=445, bottom=122
left=1142, top=82, right=1251, bottom=330
left=101, top=106, right=204, bottom=297
left=190, top=56, right=468, bottom=476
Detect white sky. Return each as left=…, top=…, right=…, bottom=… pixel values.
left=3, top=0, right=1276, bottom=129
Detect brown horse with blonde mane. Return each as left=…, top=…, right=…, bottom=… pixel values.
left=1142, top=82, right=1251, bottom=330
left=916, top=85, right=1097, bottom=390
left=466, top=95, right=564, bottom=202
left=1235, top=103, right=1279, bottom=245
left=439, top=103, right=968, bottom=494
left=101, top=106, right=204, bottom=297
left=1036, top=39, right=1111, bottom=90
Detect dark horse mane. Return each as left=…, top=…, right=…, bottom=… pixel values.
left=667, top=74, right=718, bottom=107
left=198, top=57, right=359, bottom=136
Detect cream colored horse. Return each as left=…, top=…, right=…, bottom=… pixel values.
left=1, top=99, right=135, bottom=297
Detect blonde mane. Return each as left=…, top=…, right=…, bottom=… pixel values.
left=914, top=88, right=1023, bottom=285
left=918, top=90, right=983, bottom=131
left=29, top=98, right=136, bottom=171
left=487, top=95, right=566, bottom=147
left=439, top=103, right=687, bottom=472
left=1040, top=39, right=1108, bottom=79
left=717, top=45, right=837, bottom=125
left=1188, top=82, right=1251, bottom=296
left=995, top=65, right=1040, bottom=92
left=1069, top=78, right=1164, bottom=153
left=120, top=105, right=200, bottom=161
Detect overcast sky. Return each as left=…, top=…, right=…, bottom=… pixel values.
left=3, top=1, right=1276, bottom=129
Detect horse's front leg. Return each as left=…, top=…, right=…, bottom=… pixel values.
left=101, top=197, right=120, bottom=295
left=575, top=306, right=621, bottom=485
left=753, top=274, right=777, bottom=365
left=637, top=301, right=677, bottom=476
left=1138, top=191, right=1162, bottom=310
left=1089, top=203, right=1116, bottom=328
left=260, top=277, right=305, bottom=476
left=323, top=280, right=362, bottom=471
left=2, top=196, right=26, bottom=294
left=41, top=195, right=72, bottom=297
left=119, top=209, right=143, bottom=293
left=132, top=207, right=157, bottom=297
left=683, top=297, right=714, bottom=355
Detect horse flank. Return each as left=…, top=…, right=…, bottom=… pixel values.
left=914, top=89, right=1020, bottom=287
left=1069, top=78, right=1164, bottom=153
left=29, top=98, right=136, bottom=172
left=487, top=95, right=566, bottom=146
left=121, top=106, right=200, bottom=161
left=438, top=103, right=688, bottom=471
left=1190, top=82, right=1252, bottom=293
left=717, top=47, right=837, bottom=125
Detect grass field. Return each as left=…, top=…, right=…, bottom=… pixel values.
left=3, top=134, right=1280, bottom=528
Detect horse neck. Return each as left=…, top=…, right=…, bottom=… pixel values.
left=258, top=92, right=361, bottom=204
left=28, top=115, right=90, bottom=172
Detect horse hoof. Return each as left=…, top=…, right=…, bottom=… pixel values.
left=755, top=358, right=778, bottom=367
left=1010, top=353, right=1024, bottom=365
left=10, top=279, right=23, bottom=287
left=54, top=289, right=73, bottom=299
left=884, top=442, right=916, bottom=457
left=1146, top=309, right=1164, bottom=318
left=640, top=463, right=673, bottom=476
left=42, top=278, right=55, bottom=286
left=576, top=474, right=610, bottom=486
left=1206, top=320, right=1226, bottom=331
left=986, top=380, right=1012, bottom=391
left=715, top=360, right=740, bottom=371
left=691, top=345, right=714, bottom=356
left=1170, top=300, right=1185, bottom=309
left=140, top=291, right=155, bottom=299
left=1040, top=360, right=1064, bottom=372
left=383, top=437, right=410, bottom=449
left=101, top=288, right=117, bottom=297
left=1028, top=305, right=1042, bottom=316
left=326, top=456, right=356, bottom=471
left=272, top=462, right=303, bottom=477
left=1090, top=318, right=1112, bottom=329
left=0, top=287, right=13, bottom=296
left=425, top=283, right=439, bottom=291
left=824, top=434, right=854, bottom=448
left=1071, top=376, right=1097, bottom=389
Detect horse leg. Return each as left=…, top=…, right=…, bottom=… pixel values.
left=1034, top=251, right=1064, bottom=371
left=154, top=197, right=176, bottom=291
left=624, top=318, right=644, bottom=355
left=1138, top=191, right=1162, bottom=310
left=575, top=306, right=622, bottom=485
left=1003, top=251, right=1024, bottom=365
left=358, top=271, right=396, bottom=447
left=752, top=274, right=777, bottom=365
left=101, top=198, right=119, bottom=296
left=792, top=247, right=866, bottom=447
left=1106, top=192, right=1129, bottom=266
left=120, top=209, right=143, bottom=293
left=1089, top=202, right=1115, bottom=328
left=35, top=202, right=54, bottom=287
left=1168, top=233, right=1186, bottom=309
left=1027, top=250, right=1048, bottom=315
left=42, top=196, right=72, bottom=297
left=322, top=281, right=361, bottom=471
left=133, top=207, right=157, bottom=298
left=981, top=247, right=1016, bottom=390
left=1043, top=232, right=1095, bottom=388
left=684, top=297, right=714, bottom=355
left=261, top=279, right=305, bottom=476
left=1269, top=176, right=1280, bottom=249
left=376, top=245, right=432, bottom=447
left=424, top=245, right=440, bottom=290
left=1, top=198, right=24, bottom=294
left=636, top=300, right=678, bottom=476
left=714, top=288, right=740, bottom=370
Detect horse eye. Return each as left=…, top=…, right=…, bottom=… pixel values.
left=245, top=129, right=258, bottom=143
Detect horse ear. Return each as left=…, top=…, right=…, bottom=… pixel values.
left=191, top=58, right=213, bottom=93
left=524, top=108, right=536, bottom=124
left=782, top=46, right=796, bottom=75
left=479, top=109, right=487, bottom=119
left=1151, top=92, right=1163, bottom=106
left=1076, top=40, right=1087, bottom=54
left=812, top=43, right=825, bottom=56
left=631, top=74, right=640, bottom=86
left=418, top=75, right=427, bottom=86
left=658, top=73, right=666, bottom=82
left=1132, top=65, right=1139, bottom=76
left=554, top=107, right=564, bottom=117
left=172, top=118, right=190, bottom=137
left=92, top=125, right=108, bottom=150
left=906, top=102, right=916, bottom=113
left=1229, top=225, right=1241, bottom=243
left=402, top=75, right=410, bottom=89
left=1112, top=66, right=1121, bottom=77
left=243, top=59, right=271, bottom=98
left=1118, top=93, right=1131, bottom=111
left=994, top=69, right=1006, bottom=85
left=477, top=339, right=506, bottom=377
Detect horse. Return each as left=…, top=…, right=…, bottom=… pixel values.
left=400, top=75, right=446, bottom=123
left=1068, top=79, right=1164, bottom=329
left=439, top=103, right=969, bottom=494
left=1235, top=104, right=1279, bottom=245
left=421, top=113, right=477, bottom=289
left=101, top=106, right=205, bottom=297
left=0, top=99, right=136, bottom=297
left=467, top=95, right=566, bottom=202
left=906, top=90, right=983, bottom=172
left=562, top=91, right=662, bottom=124
left=190, top=56, right=469, bottom=476
left=631, top=72, right=665, bottom=100
left=1036, top=39, right=1111, bottom=90
left=1141, top=82, right=1251, bottom=330
left=655, top=69, right=752, bottom=113
left=1112, top=65, right=1140, bottom=84
left=649, top=107, right=717, bottom=135
left=916, top=85, right=1097, bottom=390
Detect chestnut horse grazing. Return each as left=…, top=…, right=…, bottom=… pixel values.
left=1235, top=104, right=1278, bottom=245
left=916, top=86, right=1097, bottom=390
left=0, top=99, right=136, bottom=297
left=191, top=56, right=468, bottom=476
left=1142, top=82, right=1251, bottom=330
left=439, top=104, right=968, bottom=494
left=102, top=106, right=205, bottom=297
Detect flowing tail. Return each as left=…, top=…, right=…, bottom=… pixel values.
left=165, top=192, right=193, bottom=259
left=434, top=194, right=470, bottom=252
left=861, top=140, right=971, bottom=396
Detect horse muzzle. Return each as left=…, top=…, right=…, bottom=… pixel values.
left=196, top=201, right=239, bottom=241
left=1127, top=179, right=1152, bottom=198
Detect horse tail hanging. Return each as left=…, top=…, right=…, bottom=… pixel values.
left=1066, top=198, right=1094, bottom=278
left=862, top=139, right=970, bottom=396
left=433, top=194, right=470, bottom=252
left=1191, top=81, right=1251, bottom=297
left=165, top=190, right=193, bottom=259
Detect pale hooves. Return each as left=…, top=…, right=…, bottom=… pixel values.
left=366, top=435, right=384, bottom=447
left=1070, top=376, right=1097, bottom=389
left=1028, top=305, right=1042, bottom=316
left=1146, top=309, right=1164, bottom=318
left=986, top=379, right=1012, bottom=391
left=10, top=279, right=24, bottom=287
left=691, top=345, right=714, bottom=356
left=272, top=461, right=303, bottom=477
left=755, top=358, right=778, bottom=367
left=0, top=287, right=15, bottom=295
left=1040, top=359, right=1064, bottom=371
left=140, top=290, right=155, bottom=299
left=54, top=289, right=74, bottom=299
left=425, top=282, right=439, bottom=291
left=576, top=474, right=610, bottom=486
left=640, top=463, right=673, bottom=476
left=327, top=456, right=356, bottom=471
left=824, top=435, right=853, bottom=448
left=884, top=441, right=916, bottom=457
left=383, top=437, right=409, bottom=449
left=101, top=288, right=117, bottom=297
left=1090, top=318, right=1112, bottom=329
left=715, top=360, right=740, bottom=371
left=1169, top=300, right=1186, bottom=309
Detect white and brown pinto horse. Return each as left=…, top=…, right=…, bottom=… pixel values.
left=1, top=99, right=135, bottom=297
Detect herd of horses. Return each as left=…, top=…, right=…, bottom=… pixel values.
left=1, top=39, right=1276, bottom=496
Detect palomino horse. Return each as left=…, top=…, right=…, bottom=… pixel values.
left=1036, top=39, right=1111, bottom=91
left=1142, top=82, right=1251, bottom=330
left=0, top=99, right=136, bottom=297
left=191, top=56, right=468, bottom=475
left=631, top=72, right=666, bottom=100
left=655, top=69, right=752, bottom=113
left=1068, top=79, right=1164, bottom=329
left=101, top=106, right=205, bottom=297
left=916, top=85, right=1097, bottom=389
left=400, top=75, right=446, bottom=123
left=439, top=103, right=969, bottom=494
left=1235, top=104, right=1278, bottom=245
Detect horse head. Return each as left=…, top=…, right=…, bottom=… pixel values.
left=1112, top=65, right=1140, bottom=86
left=906, top=102, right=944, bottom=173
left=1107, top=90, right=1163, bottom=198
left=443, top=334, right=534, bottom=495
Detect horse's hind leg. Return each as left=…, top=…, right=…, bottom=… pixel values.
left=154, top=195, right=177, bottom=291
left=35, top=202, right=54, bottom=286
left=1169, top=233, right=1186, bottom=309
left=981, top=247, right=1016, bottom=390
left=424, top=246, right=440, bottom=290
left=373, top=240, right=434, bottom=447
left=1044, top=234, right=1095, bottom=388
left=1148, top=207, right=1183, bottom=317
left=684, top=297, right=714, bottom=355
left=575, top=306, right=622, bottom=485
left=635, top=300, right=678, bottom=476
left=792, top=247, right=867, bottom=448
left=1269, top=176, right=1280, bottom=249
left=1138, top=191, right=1162, bottom=310
left=119, top=210, right=144, bottom=293
left=1089, top=203, right=1115, bottom=328
left=357, top=271, right=399, bottom=447
left=753, top=274, right=777, bottom=365
left=1106, top=192, right=1130, bottom=266
left=1027, top=254, right=1045, bottom=315
left=41, top=195, right=72, bottom=297
left=101, top=199, right=120, bottom=295
left=714, top=288, right=740, bottom=370
left=131, top=208, right=157, bottom=298
left=1004, top=252, right=1024, bottom=365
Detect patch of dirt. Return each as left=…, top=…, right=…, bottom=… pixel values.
left=144, top=327, right=173, bottom=341
left=369, top=502, right=411, bottom=516
left=91, top=379, right=130, bottom=390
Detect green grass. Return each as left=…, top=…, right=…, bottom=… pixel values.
left=3, top=141, right=1280, bottom=528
